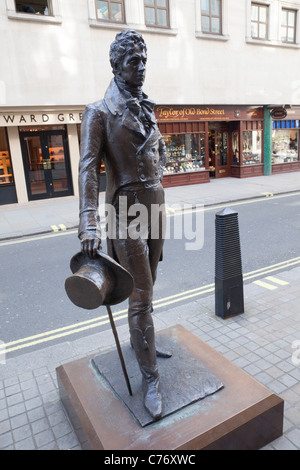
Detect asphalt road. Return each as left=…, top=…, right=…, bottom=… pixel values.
left=1, top=193, right=300, bottom=358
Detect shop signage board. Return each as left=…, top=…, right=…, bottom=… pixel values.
left=270, top=107, right=288, bottom=120
left=155, top=105, right=264, bottom=122
left=0, top=106, right=267, bottom=126
left=0, top=111, right=83, bottom=127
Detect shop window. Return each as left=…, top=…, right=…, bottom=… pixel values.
left=201, top=0, right=222, bottom=35
left=96, top=0, right=125, bottom=23
left=251, top=2, right=268, bottom=40
left=242, top=130, right=262, bottom=165
left=0, top=128, right=14, bottom=185
left=144, top=0, right=170, bottom=28
left=7, top=0, right=61, bottom=23
left=216, top=131, right=227, bottom=166
left=272, top=129, right=299, bottom=164
left=14, top=0, right=52, bottom=15
left=281, top=8, right=296, bottom=44
left=163, top=133, right=205, bottom=175
left=232, top=131, right=239, bottom=165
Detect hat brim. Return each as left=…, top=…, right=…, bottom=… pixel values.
left=70, top=251, right=133, bottom=306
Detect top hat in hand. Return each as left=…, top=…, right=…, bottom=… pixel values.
left=65, top=251, right=133, bottom=310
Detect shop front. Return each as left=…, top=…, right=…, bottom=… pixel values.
left=19, top=125, right=73, bottom=201
left=0, top=109, right=83, bottom=204
left=155, top=105, right=264, bottom=187
left=271, top=107, right=300, bottom=175
left=1, top=105, right=276, bottom=204
left=0, top=127, right=17, bottom=205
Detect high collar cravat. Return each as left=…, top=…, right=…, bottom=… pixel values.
left=114, top=76, right=155, bottom=131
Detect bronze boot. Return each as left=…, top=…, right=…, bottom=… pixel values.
left=130, top=336, right=172, bottom=358
left=130, top=325, right=162, bottom=420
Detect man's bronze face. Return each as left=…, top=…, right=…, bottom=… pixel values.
left=119, top=45, right=147, bottom=88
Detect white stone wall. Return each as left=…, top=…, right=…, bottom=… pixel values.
left=1, top=0, right=300, bottom=107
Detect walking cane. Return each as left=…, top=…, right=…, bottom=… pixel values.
left=106, top=305, right=133, bottom=396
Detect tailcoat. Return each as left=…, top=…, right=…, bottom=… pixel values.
left=78, top=77, right=167, bottom=266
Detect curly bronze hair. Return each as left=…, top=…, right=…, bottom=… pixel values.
left=109, top=30, right=147, bottom=75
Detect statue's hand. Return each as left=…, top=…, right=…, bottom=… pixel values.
left=80, top=232, right=101, bottom=259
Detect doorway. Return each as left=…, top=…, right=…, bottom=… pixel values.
left=208, top=123, right=231, bottom=178
left=20, top=127, right=73, bottom=200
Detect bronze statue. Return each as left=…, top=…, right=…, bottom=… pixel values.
left=78, top=30, right=170, bottom=420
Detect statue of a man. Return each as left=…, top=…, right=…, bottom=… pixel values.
left=78, top=30, right=168, bottom=420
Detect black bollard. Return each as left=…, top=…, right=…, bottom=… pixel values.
left=215, top=208, right=244, bottom=319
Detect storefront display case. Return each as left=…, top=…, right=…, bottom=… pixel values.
left=272, top=124, right=300, bottom=174
left=242, top=130, right=262, bottom=165
left=162, top=133, right=209, bottom=187
left=0, top=128, right=17, bottom=205
left=0, top=152, right=13, bottom=184
left=230, top=121, right=264, bottom=178
left=158, top=121, right=210, bottom=187
left=163, top=133, right=206, bottom=174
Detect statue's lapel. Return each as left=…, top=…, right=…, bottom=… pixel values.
left=104, top=78, right=154, bottom=139
left=122, top=108, right=147, bottom=137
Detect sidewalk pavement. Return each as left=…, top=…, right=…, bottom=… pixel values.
left=0, top=173, right=300, bottom=450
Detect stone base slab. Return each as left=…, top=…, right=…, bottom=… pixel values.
left=56, top=324, right=284, bottom=450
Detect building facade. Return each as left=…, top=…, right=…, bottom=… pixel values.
left=1, top=0, right=300, bottom=205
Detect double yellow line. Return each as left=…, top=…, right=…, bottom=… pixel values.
left=1, top=255, right=299, bottom=355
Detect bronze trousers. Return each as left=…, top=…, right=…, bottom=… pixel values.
left=111, top=182, right=165, bottom=331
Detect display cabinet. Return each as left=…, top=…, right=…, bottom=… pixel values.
left=162, top=132, right=209, bottom=187
left=0, top=152, right=13, bottom=184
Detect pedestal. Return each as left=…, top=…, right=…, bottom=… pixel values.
left=56, top=325, right=284, bottom=450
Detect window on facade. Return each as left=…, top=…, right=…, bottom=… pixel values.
left=163, top=133, right=205, bottom=175
left=0, top=128, right=14, bottom=185
left=144, top=0, right=170, bottom=28
left=281, top=9, right=296, bottom=44
left=217, top=131, right=227, bottom=166
left=232, top=131, right=240, bottom=165
left=15, top=0, right=52, bottom=15
left=251, top=3, right=268, bottom=40
left=243, top=131, right=262, bottom=165
left=201, top=0, right=222, bottom=35
left=272, top=129, right=299, bottom=164
left=96, top=0, right=125, bottom=23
